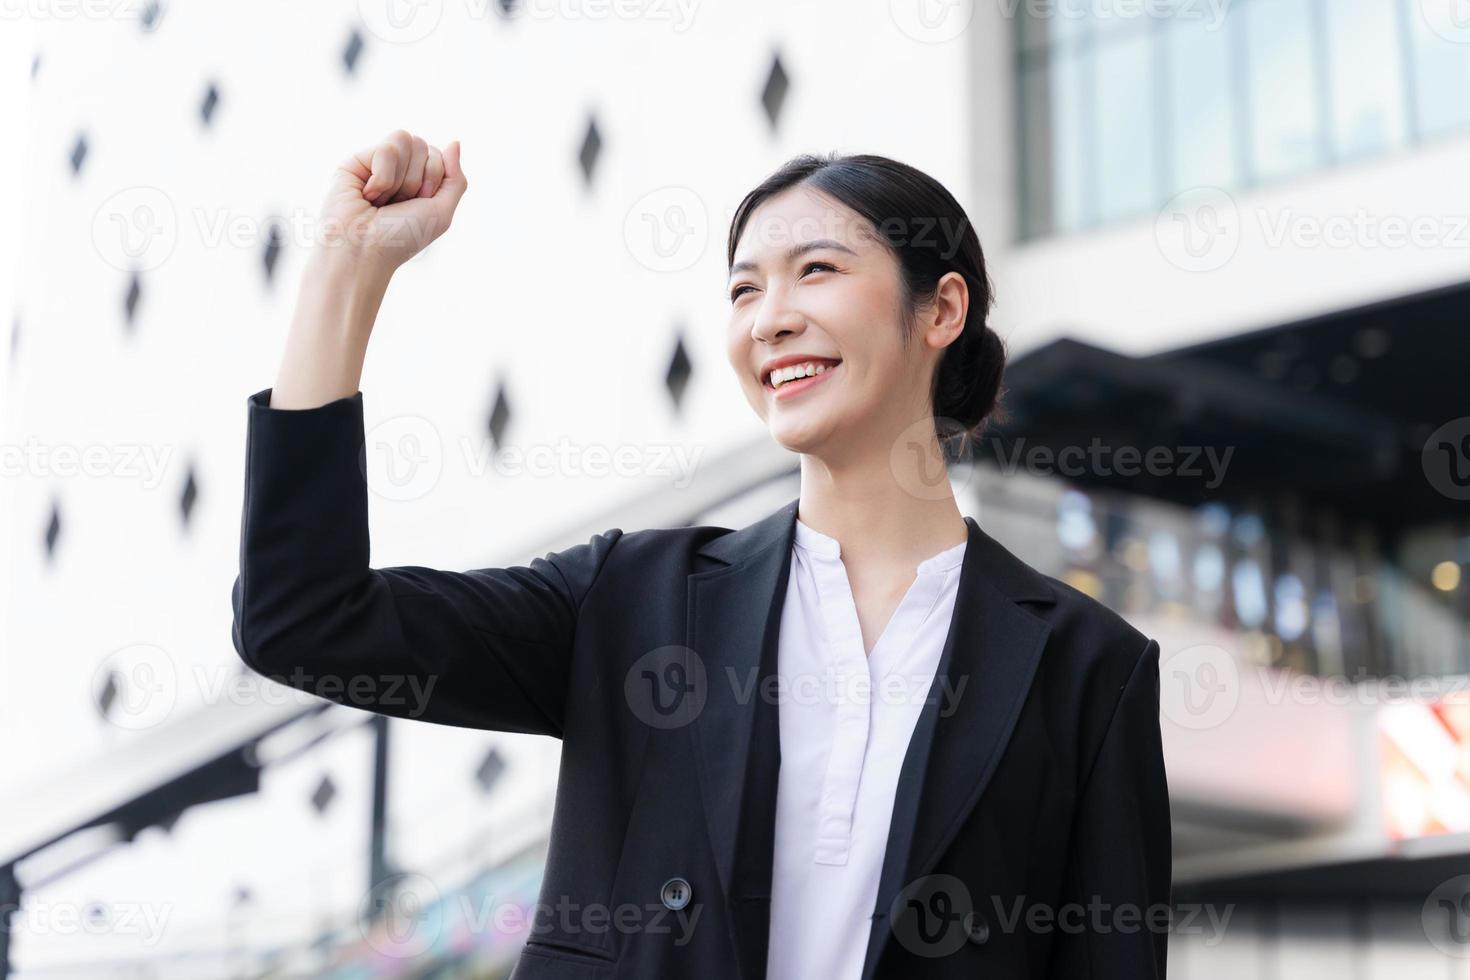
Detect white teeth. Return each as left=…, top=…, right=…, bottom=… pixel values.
left=769, top=361, right=832, bottom=389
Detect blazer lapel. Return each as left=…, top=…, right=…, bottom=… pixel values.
left=687, top=497, right=799, bottom=980
left=859, top=517, right=1056, bottom=980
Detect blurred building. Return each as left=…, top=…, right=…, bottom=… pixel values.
left=2, top=1, right=1469, bottom=977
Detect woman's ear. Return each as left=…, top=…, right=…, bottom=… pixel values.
left=921, top=271, right=969, bottom=352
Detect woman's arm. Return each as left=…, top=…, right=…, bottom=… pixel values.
left=1045, top=637, right=1173, bottom=979
left=269, top=129, right=465, bottom=410
left=231, top=131, right=621, bottom=737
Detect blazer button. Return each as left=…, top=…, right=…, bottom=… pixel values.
left=964, top=910, right=990, bottom=945
left=660, top=877, right=692, bottom=911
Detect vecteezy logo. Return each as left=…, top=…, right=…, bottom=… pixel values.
left=623, top=186, right=708, bottom=273
left=358, top=0, right=444, bottom=44
left=1423, top=418, right=1470, bottom=501
left=359, top=872, right=443, bottom=957
left=889, top=415, right=977, bottom=501
left=1419, top=0, right=1470, bottom=44
left=889, top=874, right=976, bottom=958
left=93, top=186, right=178, bottom=273
left=889, top=0, right=974, bottom=44
left=1155, top=187, right=1239, bottom=273
left=624, top=645, right=707, bottom=729
left=1423, top=874, right=1470, bottom=957
left=92, top=642, right=178, bottom=730
left=1159, top=643, right=1239, bottom=730
left=363, top=414, right=444, bottom=502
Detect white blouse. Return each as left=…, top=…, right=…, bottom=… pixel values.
left=764, top=517, right=970, bottom=980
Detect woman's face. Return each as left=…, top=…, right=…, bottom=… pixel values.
left=725, top=186, right=938, bottom=460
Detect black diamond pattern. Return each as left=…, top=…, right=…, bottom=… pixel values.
left=44, top=500, right=61, bottom=560
left=474, top=747, right=505, bottom=792
left=180, top=464, right=198, bottom=528
left=344, top=29, right=364, bottom=74
left=665, top=333, right=692, bottom=413
left=311, top=774, right=336, bottom=815
left=69, top=133, right=88, bottom=177
left=578, top=116, right=602, bottom=186
left=263, top=222, right=283, bottom=284
left=96, top=670, right=119, bottom=718
left=140, top=0, right=163, bottom=31
left=200, top=82, right=219, bottom=126
left=487, top=382, right=512, bottom=450
left=761, top=53, right=789, bottom=131
left=497, top=0, right=521, bottom=16
left=31, top=52, right=40, bottom=80
left=124, top=272, right=142, bottom=329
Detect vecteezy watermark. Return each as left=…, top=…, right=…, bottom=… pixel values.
left=1157, top=188, right=1470, bottom=272
left=357, top=872, right=703, bottom=959
left=0, top=0, right=158, bottom=22
left=0, top=899, right=174, bottom=946
left=624, top=186, right=710, bottom=273
left=1423, top=417, right=1470, bottom=501
left=90, top=196, right=460, bottom=273
left=996, top=0, right=1233, bottom=33
left=92, top=643, right=444, bottom=731
left=356, top=414, right=706, bottom=502
left=355, top=0, right=701, bottom=43
left=889, top=0, right=977, bottom=45
left=1160, top=643, right=1470, bottom=732
left=1159, top=643, right=1240, bottom=731
left=887, top=875, right=1232, bottom=958
left=0, top=437, right=176, bottom=489
left=621, top=646, right=970, bottom=730
left=986, top=438, right=1235, bottom=489
left=1423, top=874, right=1470, bottom=957
left=1156, top=187, right=1241, bottom=273
left=1418, top=0, right=1470, bottom=45
left=465, top=438, right=705, bottom=489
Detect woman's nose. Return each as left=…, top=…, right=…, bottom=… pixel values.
left=749, top=290, right=806, bottom=345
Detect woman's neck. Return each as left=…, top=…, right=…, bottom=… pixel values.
left=796, top=438, right=969, bottom=570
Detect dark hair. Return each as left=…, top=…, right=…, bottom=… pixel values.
left=726, top=151, right=1007, bottom=458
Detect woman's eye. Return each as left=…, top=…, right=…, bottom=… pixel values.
left=730, top=262, right=836, bottom=302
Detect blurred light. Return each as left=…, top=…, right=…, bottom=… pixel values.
left=1193, top=543, right=1224, bottom=593
left=1062, top=568, right=1103, bottom=599
left=1233, top=559, right=1268, bottom=628
left=1120, top=536, right=1149, bottom=573
left=1056, top=490, right=1096, bottom=553
left=1231, top=512, right=1265, bottom=548
left=1352, top=574, right=1377, bottom=604
left=1274, top=573, right=1309, bottom=641
left=1149, top=531, right=1183, bottom=597
left=1432, top=561, right=1462, bottom=592
left=1196, top=502, right=1231, bottom=537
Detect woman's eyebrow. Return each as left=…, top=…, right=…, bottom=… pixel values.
left=728, top=239, right=858, bottom=281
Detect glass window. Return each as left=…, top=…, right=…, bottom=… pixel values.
left=1020, top=50, right=1093, bottom=236
left=1324, top=0, right=1409, bottom=159
left=1165, top=12, right=1241, bottom=191
left=1244, top=0, right=1325, bottom=181
left=1094, top=31, right=1158, bottom=221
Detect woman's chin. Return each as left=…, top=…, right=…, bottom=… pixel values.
left=767, top=415, right=839, bottom=456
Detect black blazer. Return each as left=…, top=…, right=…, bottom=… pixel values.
left=230, top=387, right=1172, bottom=979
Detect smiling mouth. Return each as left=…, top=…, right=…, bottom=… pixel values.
left=764, top=359, right=841, bottom=399
left=763, top=359, right=842, bottom=391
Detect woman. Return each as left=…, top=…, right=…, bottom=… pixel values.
left=232, top=130, right=1171, bottom=979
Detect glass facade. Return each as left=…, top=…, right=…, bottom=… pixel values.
left=1017, top=0, right=1470, bottom=239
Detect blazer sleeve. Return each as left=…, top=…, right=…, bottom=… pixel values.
left=229, top=386, right=621, bottom=738
left=1045, top=637, right=1172, bottom=979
